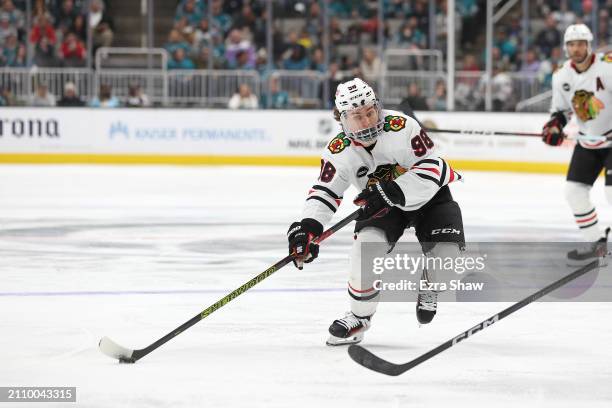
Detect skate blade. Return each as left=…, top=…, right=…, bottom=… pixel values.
left=326, top=333, right=363, bottom=346
left=566, top=257, right=608, bottom=267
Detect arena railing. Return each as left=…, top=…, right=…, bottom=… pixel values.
left=0, top=68, right=550, bottom=110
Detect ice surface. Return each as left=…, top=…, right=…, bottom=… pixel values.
left=1, top=165, right=611, bottom=407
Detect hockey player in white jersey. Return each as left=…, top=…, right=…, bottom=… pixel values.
left=286, top=78, right=464, bottom=345
left=542, top=24, right=612, bottom=263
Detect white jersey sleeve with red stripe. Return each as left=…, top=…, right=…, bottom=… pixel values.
left=300, top=148, right=351, bottom=226
left=377, top=110, right=462, bottom=211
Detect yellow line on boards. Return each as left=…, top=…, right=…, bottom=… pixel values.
left=0, top=154, right=569, bottom=174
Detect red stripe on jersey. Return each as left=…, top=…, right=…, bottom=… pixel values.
left=581, top=141, right=605, bottom=148
left=411, top=166, right=441, bottom=176
left=348, top=282, right=375, bottom=294
left=334, top=198, right=342, bottom=206
left=576, top=213, right=597, bottom=224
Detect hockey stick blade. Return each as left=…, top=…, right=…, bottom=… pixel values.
left=98, top=209, right=363, bottom=363
left=99, top=336, right=137, bottom=363
left=348, top=260, right=600, bottom=376
left=348, top=345, right=405, bottom=376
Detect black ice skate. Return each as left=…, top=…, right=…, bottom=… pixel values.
left=326, top=312, right=371, bottom=346
left=416, top=270, right=438, bottom=324
left=567, top=227, right=610, bottom=267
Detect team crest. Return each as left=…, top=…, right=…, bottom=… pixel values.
left=384, top=115, right=406, bottom=132
left=572, top=90, right=605, bottom=121
left=327, top=133, right=351, bottom=154
left=366, top=163, right=407, bottom=187
left=601, top=52, right=612, bottom=63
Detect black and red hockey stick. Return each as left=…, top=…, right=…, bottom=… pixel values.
left=348, top=259, right=600, bottom=376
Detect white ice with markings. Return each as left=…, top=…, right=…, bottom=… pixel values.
left=1, top=165, right=611, bottom=407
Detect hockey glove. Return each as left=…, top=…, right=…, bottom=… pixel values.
left=287, top=218, right=324, bottom=270
left=354, top=181, right=405, bottom=221
left=542, top=111, right=567, bottom=146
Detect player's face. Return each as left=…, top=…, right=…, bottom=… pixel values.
left=344, top=105, right=380, bottom=131
left=566, top=40, right=589, bottom=64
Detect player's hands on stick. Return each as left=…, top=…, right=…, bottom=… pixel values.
left=287, top=218, right=323, bottom=269
left=354, top=181, right=405, bottom=221
left=542, top=111, right=567, bottom=146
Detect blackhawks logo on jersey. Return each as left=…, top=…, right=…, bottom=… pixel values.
left=383, top=115, right=407, bottom=132
left=602, top=52, right=612, bottom=63
left=327, top=132, right=351, bottom=154
left=366, top=163, right=407, bottom=187
left=572, top=90, right=605, bottom=121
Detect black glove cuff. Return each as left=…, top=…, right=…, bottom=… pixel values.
left=550, top=111, right=567, bottom=128
left=381, top=181, right=406, bottom=207
left=300, top=218, right=324, bottom=237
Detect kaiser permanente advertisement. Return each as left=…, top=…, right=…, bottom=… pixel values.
left=0, top=108, right=574, bottom=171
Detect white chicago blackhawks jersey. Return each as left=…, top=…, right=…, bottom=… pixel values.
left=301, top=109, right=462, bottom=226
left=551, top=52, right=612, bottom=149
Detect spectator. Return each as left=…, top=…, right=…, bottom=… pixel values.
left=54, top=0, right=80, bottom=36
left=398, top=83, right=428, bottom=112
left=0, top=86, right=16, bottom=106
left=211, top=0, right=232, bottom=34
left=30, top=83, right=56, bottom=106
left=495, top=28, right=518, bottom=63
left=125, top=84, right=150, bottom=107
left=1, top=32, right=18, bottom=65
left=57, top=82, right=85, bottom=106
left=165, top=29, right=191, bottom=56
left=359, top=48, right=382, bottom=86
left=0, top=13, right=16, bottom=46
left=34, top=36, right=59, bottom=67
left=233, top=3, right=257, bottom=32
left=478, top=63, right=515, bottom=111
left=2, top=0, right=23, bottom=33
left=383, top=0, right=410, bottom=18
left=535, top=15, right=561, bottom=56
left=254, top=47, right=268, bottom=75
left=261, top=76, right=290, bottom=109
left=175, top=0, right=202, bottom=28
left=14, top=43, right=26, bottom=66
left=520, top=49, right=541, bottom=73
left=462, top=53, right=480, bottom=71
left=428, top=80, right=447, bottom=111
left=394, top=17, right=426, bottom=49
left=168, top=48, right=195, bottom=69
left=29, top=14, right=56, bottom=47
left=88, top=0, right=114, bottom=51
left=282, top=32, right=309, bottom=70
left=224, top=28, right=255, bottom=69
left=71, top=14, right=87, bottom=41
left=60, top=32, right=86, bottom=66
left=233, top=49, right=254, bottom=69
left=309, top=48, right=325, bottom=72
left=90, top=83, right=120, bottom=107
left=228, top=83, right=258, bottom=109
left=193, top=18, right=212, bottom=51
left=329, top=17, right=344, bottom=44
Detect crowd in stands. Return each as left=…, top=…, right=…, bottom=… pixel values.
left=2, top=0, right=611, bottom=111
left=0, top=0, right=114, bottom=68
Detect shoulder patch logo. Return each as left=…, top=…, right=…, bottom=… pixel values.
left=562, top=83, right=570, bottom=91
left=571, top=90, right=605, bottom=122
left=356, top=166, right=369, bottom=178
left=601, top=52, right=612, bottom=63
left=327, top=133, right=351, bottom=154
left=383, top=115, right=407, bottom=132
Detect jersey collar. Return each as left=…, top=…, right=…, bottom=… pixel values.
left=570, top=53, right=595, bottom=73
